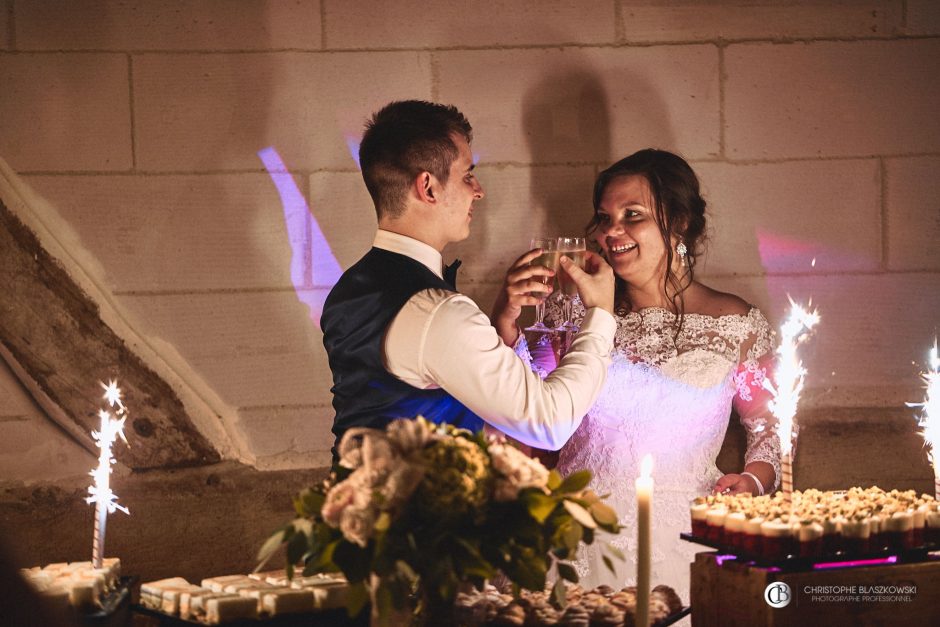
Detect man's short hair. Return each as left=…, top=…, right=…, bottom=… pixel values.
left=359, top=100, right=473, bottom=219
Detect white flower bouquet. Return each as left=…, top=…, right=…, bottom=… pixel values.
left=258, top=417, right=621, bottom=623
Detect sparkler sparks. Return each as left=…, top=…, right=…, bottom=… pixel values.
left=764, top=299, right=819, bottom=503
left=907, top=341, right=940, bottom=498
left=86, top=380, right=130, bottom=568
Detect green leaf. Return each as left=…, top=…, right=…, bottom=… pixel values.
left=589, top=501, right=619, bottom=527
left=560, top=521, right=582, bottom=553
left=563, top=500, right=596, bottom=529
left=547, top=470, right=562, bottom=491
left=345, top=581, right=369, bottom=618
left=579, top=489, right=600, bottom=505
left=550, top=577, right=567, bottom=608
left=522, top=490, right=557, bottom=524
left=286, top=528, right=309, bottom=567
left=582, top=527, right=595, bottom=545
left=505, top=548, right=546, bottom=591
left=455, top=539, right=497, bottom=580
left=605, top=543, right=626, bottom=561
left=557, top=470, right=592, bottom=494
left=556, top=561, right=579, bottom=583
left=374, top=511, right=391, bottom=532
left=255, top=525, right=289, bottom=565
left=602, top=555, right=616, bottom=575
left=375, top=578, right=393, bottom=621
left=293, top=488, right=326, bottom=518
left=333, top=541, right=372, bottom=583
left=305, top=539, right=340, bottom=574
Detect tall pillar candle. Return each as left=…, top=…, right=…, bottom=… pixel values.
left=636, top=454, right=653, bottom=627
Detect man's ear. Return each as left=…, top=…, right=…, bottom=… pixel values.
left=414, top=171, right=437, bottom=204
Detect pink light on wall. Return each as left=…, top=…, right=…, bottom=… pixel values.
left=258, top=146, right=342, bottom=329
left=756, top=228, right=876, bottom=274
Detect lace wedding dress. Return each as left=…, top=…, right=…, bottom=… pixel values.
left=525, top=300, right=781, bottom=605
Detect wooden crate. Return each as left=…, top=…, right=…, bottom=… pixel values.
left=690, top=552, right=940, bottom=626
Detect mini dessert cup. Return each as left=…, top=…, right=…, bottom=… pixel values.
left=724, top=512, right=747, bottom=549
left=912, top=505, right=927, bottom=547
left=822, top=517, right=842, bottom=555
left=797, top=521, right=824, bottom=558
left=841, top=517, right=871, bottom=555
left=690, top=499, right=708, bottom=537
left=705, top=507, right=727, bottom=544
left=760, top=519, right=794, bottom=560
left=882, top=511, right=914, bottom=550
left=743, top=516, right=764, bottom=555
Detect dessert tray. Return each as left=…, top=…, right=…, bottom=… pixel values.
left=680, top=532, right=939, bottom=572
left=132, top=604, right=360, bottom=626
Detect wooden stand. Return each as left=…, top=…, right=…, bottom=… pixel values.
left=691, top=552, right=940, bottom=626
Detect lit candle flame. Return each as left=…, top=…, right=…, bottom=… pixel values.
left=86, top=380, right=130, bottom=567
left=763, top=298, right=820, bottom=457
left=907, top=341, right=940, bottom=496
left=640, top=454, right=653, bottom=479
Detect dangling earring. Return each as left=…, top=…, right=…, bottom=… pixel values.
left=676, top=241, right=688, bottom=266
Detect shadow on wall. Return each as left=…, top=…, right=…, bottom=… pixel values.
left=522, top=66, right=677, bottom=241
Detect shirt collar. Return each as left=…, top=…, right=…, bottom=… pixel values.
left=373, top=230, right=444, bottom=279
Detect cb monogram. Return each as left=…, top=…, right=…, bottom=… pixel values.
left=764, top=582, right=792, bottom=608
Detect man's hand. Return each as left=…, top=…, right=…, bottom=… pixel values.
left=559, top=251, right=614, bottom=314
left=491, top=248, right=555, bottom=345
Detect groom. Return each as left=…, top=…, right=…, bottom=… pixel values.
left=321, top=100, right=616, bottom=460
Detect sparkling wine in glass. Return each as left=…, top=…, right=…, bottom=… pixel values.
left=524, top=238, right=559, bottom=333
left=555, top=236, right=586, bottom=332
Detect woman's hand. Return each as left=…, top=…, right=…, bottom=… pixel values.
left=559, top=251, right=614, bottom=314
left=491, top=248, right=555, bottom=346
left=713, top=473, right=760, bottom=496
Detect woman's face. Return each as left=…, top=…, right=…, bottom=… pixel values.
left=593, top=174, right=672, bottom=286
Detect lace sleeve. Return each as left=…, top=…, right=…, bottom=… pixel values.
left=516, top=293, right=580, bottom=378
left=542, top=292, right=564, bottom=329
left=514, top=331, right=558, bottom=379
left=732, top=308, right=781, bottom=490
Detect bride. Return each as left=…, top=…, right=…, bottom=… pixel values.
left=491, top=149, right=781, bottom=601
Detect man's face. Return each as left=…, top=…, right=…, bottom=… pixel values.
left=436, top=133, right=484, bottom=245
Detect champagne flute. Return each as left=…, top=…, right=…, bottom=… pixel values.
left=524, top=238, right=559, bottom=333
left=555, top=236, right=586, bottom=332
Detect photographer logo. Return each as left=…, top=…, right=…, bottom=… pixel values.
left=764, top=582, right=792, bottom=608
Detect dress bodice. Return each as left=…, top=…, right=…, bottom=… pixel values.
left=530, top=298, right=780, bottom=597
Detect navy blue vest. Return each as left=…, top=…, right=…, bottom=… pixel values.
left=321, top=247, right=485, bottom=460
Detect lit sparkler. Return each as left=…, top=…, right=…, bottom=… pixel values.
left=763, top=299, right=819, bottom=507
left=86, top=380, right=130, bottom=568
left=907, top=341, right=940, bottom=499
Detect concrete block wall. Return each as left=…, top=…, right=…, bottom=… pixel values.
left=1, top=0, right=938, bottom=485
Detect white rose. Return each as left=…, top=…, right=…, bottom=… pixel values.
left=340, top=505, right=376, bottom=547
left=321, top=480, right=358, bottom=527
left=379, top=461, right=426, bottom=510
left=489, top=442, right=549, bottom=501
left=386, top=418, right=433, bottom=453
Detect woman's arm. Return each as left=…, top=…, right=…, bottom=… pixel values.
left=714, top=308, right=781, bottom=495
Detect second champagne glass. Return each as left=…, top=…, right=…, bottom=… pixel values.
left=524, top=238, right=559, bottom=332
left=555, top=236, right=586, bottom=332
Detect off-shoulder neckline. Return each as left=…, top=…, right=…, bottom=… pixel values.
left=623, top=306, right=758, bottom=322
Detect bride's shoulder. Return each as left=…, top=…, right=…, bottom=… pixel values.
left=684, top=283, right=752, bottom=318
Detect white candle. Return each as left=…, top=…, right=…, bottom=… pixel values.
left=636, top=454, right=653, bottom=627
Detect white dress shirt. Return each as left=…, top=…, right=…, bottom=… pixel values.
left=376, top=230, right=615, bottom=450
